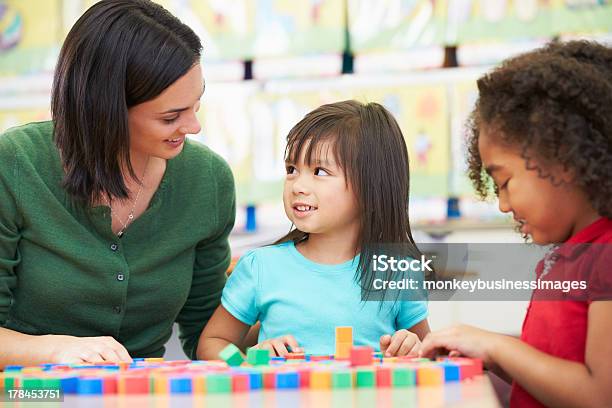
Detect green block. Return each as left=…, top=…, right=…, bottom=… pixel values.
left=22, top=378, right=43, bottom=389
left=332, top=371, right=352, bottom=389
left=247, top=348, right=270, bottom=366
left=219, top=343, right=244, bottom=367
left=355, top=368, right=375, bottom=388
left=392, top=367, right=416, bottom=387
left=206, top=374, right=232, bottom=393
left=39, top=378, right=61, bottom=390
left=4, top=374, right=20, bottom=390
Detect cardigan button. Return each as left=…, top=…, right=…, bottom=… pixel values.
left=117, top=274, right=124, bottom=281
left=110, top=243, right=118, bottom=251
left=113, top=306, right=121, bottom=314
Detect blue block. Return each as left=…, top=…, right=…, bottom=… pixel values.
left=4, top=365, right=23, bottom=372
left=169, top=377, right=192, bottom=394
left=442, top=363, right=461, bottom=382
left=276, top=372, right=299, bottom=389
left=60, top=377, right=79, bottom=394
left=77, top=378, right=103, bottom=394
left=270, top=357, right=286, bottom=363
left=248, top=372, right=263, bottom=390
left=133, top=358, right=145, bottom=362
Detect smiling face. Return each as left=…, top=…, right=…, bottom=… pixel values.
left=127, top=64, right=204, bottom=161
left=478, top=125, right=599, bottom=244
left=283, top=139, right=360, bottom=240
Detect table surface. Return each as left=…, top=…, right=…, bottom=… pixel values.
left=6, top=374, right=500, bottom=408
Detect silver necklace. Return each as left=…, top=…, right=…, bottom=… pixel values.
left=540, top=244, right=561, bottom=279
left=108, top=157, right=150, bottom=237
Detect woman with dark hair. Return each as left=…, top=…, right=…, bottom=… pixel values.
left=0, top=0, right=234, bottom=366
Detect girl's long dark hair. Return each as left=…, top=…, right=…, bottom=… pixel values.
left=276, top=100, right=423, bottom=300
left=52, top=0, right=202, bottom=205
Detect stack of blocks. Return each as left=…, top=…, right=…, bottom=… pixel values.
left=334, top=326, right=352, bottom=359
left=0, top=328, right=483, bottom=396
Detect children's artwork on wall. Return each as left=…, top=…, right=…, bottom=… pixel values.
left=197, top=81, right=259, bottom=205
left=449, top=0, right=612, bottom=45
left=348, top=0, right=447, bottom=52
left=161, top=0, right=344, bottom=62
left=449, top=80, right=479, bottom=198
left=349, top=84, right=450, bottom=198
left=0, top=0, right=61, bottom=76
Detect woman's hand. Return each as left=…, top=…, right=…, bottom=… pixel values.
left=39, top=334, right=133, bottom=364
left=419, top=324, right=501, bottom=366
left=380, top=329, right=421, bottom=357
left=253, top=335, right=302, bottom=357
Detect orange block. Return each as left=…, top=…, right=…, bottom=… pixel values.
left=310, top=370, right=332, bottom=389
left=416, top=365, right=444, bottom=386
left=193, top=376, right=206, bottom=394
left=335, top=327, right=353, bottom=343
left=151, top=374, right=169, bottom=394
left=335, top=342, right=352, bottom=360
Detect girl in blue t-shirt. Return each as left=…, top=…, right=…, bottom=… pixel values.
left=198, top=100, right=430, bottom=358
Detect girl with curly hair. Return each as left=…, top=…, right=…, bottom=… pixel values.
left=421, top=41, right=612, bottom=408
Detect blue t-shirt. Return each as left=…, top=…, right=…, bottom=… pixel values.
left=221, top=241, right=428, bottom=355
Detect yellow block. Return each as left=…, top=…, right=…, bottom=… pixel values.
left=151, top=374, right=168, bottom=394
left=145, top=358, right=164, bottom=363
left=193, top=375, right=206, bottom=394
left=335, top=342, right=352, bottom=359
left=416, top=366, right=444, bottom=386
left=335, top=327, right=353, bottom=343
left=310, top=370, right=331, bottom=389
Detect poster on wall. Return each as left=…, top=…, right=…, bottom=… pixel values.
left=348, top=0, right=447, bottom=52
left=449, top=0, right=612, bottom=44
left=0, top=0, right=61, bottom=76
left=161, top=0, right=344, bottom=61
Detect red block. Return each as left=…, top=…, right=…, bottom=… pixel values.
left=449, top=358, right=483, bottom=380
left=103, top=376, right=117, bottom=394
left=376, top=367, right=392, bottom=387
left=263, top=372, right=277, bottom=389
left=232, top=374, right=250, bottom=392
left=296, top=369, right=310, bottom=388
left=120, top=375, right=149, bottom=394
left=350, top=346, right=373, bottom=367
left=310, top=355, right=333, bottom=361
left=286, top=353, right=306, bottom=360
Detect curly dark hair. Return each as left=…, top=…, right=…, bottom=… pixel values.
left=466, top=40, right=612, bottom=218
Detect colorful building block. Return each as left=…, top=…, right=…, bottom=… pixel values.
left=350, top=346, right=373, bottom=366
left=246, top=348, right=270, bottom=365
left=205, top=374, right=232, bottom=393
left=219, top=343, right=244, bottom=367
left=231, top=374, right=250, bottom=392
left=276, top=372, right=299, bottom=389
left=392, top=367, right=416, bottom=387
left=376, top=367, right=392, bottom=387
left=310, top=370, right=331, bottom=389
left=355, top=368, right=376, bottom=388
left=416, top=365, right=444, bottom=386
left=331, top=370, right=353, bottom=389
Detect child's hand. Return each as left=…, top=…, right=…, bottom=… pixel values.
left=380, top=329, right=421, bottom=357
left=253, top=335, right=303, bottom=357
left=419, top=324, right=500, bottom=365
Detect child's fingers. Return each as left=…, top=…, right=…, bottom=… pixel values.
left=397, top=336, right=419, bottom=356
left=379, top=334, right=392, bottom=353
left=384, top=330, right=408, bottom=356
left=407, top=340, right=422, bottom=357
left=270, top=339, right=289, bottom=356
left=419, top=333, right=454, bottom=358
left=281, top=335, right=302, bottom=353
left=449, top=350, right=461, bottom=357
